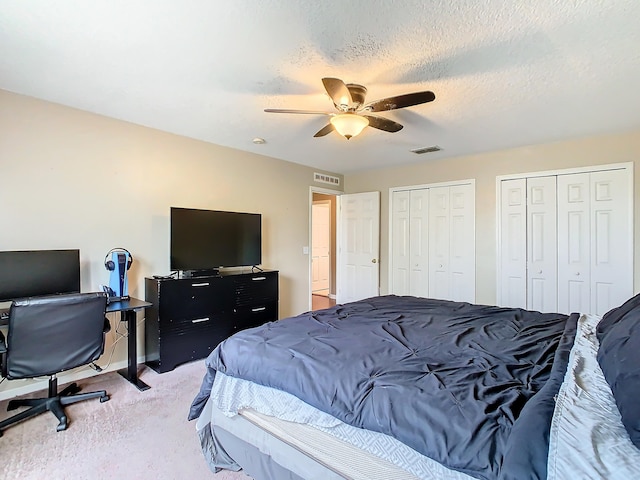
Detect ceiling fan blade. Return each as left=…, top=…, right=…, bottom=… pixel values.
left=264, top=108, right=330, bottom=115
left=362, top=115, right=403, bottom=133
left=322, top=78, right=353, bottom=109
left=313, top=123, right=335, bottom=137
left=364, top=91, right=435, bottom=112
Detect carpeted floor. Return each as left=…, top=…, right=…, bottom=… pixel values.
left=0, top=361, right=252, bottom=480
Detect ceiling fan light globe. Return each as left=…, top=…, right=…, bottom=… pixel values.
left=330, top=113, right=369, bottom=139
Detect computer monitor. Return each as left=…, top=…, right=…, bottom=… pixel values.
left=0, top=249, right=81, bottom=302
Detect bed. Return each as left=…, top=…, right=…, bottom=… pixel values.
left=188, top=294, right=640, bottom=479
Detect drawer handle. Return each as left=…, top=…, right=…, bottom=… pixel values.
left=251, top=307, right=266, bottom=312
left=191, top=282, right=210, bottom=287
left=252, top=277, right=266, bottom=281
left=191, top=317, right=210, bottom=323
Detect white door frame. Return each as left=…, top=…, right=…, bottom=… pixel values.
left=309, top=186, right=342, bottom=311
left=495, top=162, right=633, bottom=308
left=311, top=200, right=332, bottom=294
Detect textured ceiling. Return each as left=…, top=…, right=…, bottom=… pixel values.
left=1, top=1, right=640, bottom=174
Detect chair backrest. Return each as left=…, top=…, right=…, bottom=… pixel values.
left=4, top=292, right=108, bottom=379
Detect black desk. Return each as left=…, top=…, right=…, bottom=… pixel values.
left=1, top=297, right=152, bottom=392
left=106, top=297, right=152, bottom=391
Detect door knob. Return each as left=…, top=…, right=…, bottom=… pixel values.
left=538, top=270, right=542, bottom=274
left=372, top=259, right=377, bottom=264
left=575, top=272, right=580, bottom=276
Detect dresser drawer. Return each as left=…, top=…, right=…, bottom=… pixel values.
left=161, top=311, right=233, bottom=333
left=233, top=301, right=278, bottom=331
left=232, top=272, right=278, bottom=307
left=158, top=278, right=229, bottom=320
left=149, top=319, right=232, bottom=373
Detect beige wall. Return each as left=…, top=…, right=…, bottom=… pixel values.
left=0, top=90, right=342, bottom=399
left=345, top=130, right=640, bottom=305
left=2, top=87, right=638, bottom=400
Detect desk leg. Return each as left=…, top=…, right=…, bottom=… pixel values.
left=117, top=309, right=150, bottom=391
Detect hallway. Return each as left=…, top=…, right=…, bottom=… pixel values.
left=312, top=294, right=336, bottom=311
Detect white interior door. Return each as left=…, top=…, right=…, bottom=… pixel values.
left=557, top=173, right=591, bottom=314
left=427, top=184, right=476, bottom=302
left=499, top=164, right=632, bottom=316
left=391, top=189, right=430, bottom=297
left=311, top=201, right=331, bottom=293
left=428, top=187, right=451, bottom=300
left=589, top=169, right=631, bottom=315
left=409, top=189, right=430, bottom=297
left=499, top=179, right=527, bottom=308
left=337, top=191, right=380, bottom=304
left=448, top=184, right=475, bottom=302
left=391, top=190, right=410, bottom=295
left=526, top=176, right=557, bottom=313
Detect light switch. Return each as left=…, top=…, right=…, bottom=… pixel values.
left=302, top=246, right=309, bottom=255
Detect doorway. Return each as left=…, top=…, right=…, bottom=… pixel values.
left=310, top=190, right=338, bottom=311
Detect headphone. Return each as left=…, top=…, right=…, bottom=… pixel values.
left=104, top=247, right=133, bottom=271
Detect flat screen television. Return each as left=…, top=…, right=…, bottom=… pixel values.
left=170, top=207, right=262, bottom=273
left=0, top=249, right=81, bottom=302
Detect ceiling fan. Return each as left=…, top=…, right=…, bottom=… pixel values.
left=264, top=77, right=436, bottom=140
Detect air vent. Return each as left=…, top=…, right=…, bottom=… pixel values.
left=410, top=145, right=442, bottom=155
left=314, top=172, right=340, bottom=186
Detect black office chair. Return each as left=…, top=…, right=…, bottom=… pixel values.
left=0, top=292, right=111, bottom=437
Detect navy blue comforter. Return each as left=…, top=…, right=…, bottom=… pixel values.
left=189, top=295, right=577, bottom=480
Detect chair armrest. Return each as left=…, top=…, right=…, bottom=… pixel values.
left=0, top=330, right=6, bottom=354
left=103, top=317, right=111, bottom=334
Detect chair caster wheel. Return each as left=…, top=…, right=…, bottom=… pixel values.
left=100, top=395, right=110, bottom=403
left=56, top=417, right=68, bottom=432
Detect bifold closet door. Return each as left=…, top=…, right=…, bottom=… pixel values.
left=409, top=189, right=430, bottom=296
left=557, top=173, right=590, bottom=314
left=390, top=189, right=429, bottom=296
left=526, top=176, right=557, bottom=313
left=391, top=190, right=411, bottom=295
left=428, top=184, right=475, bottom=302
left=499, top=179, right=527, bottom=308
left=557, top=169, right=631, bottom=315
left=499, top=176, right=557, bottom=312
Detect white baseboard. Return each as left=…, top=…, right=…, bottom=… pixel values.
left=0, top=356, right=146, bottom=402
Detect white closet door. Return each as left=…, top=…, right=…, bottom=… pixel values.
left=499, top=179, right=527, bottom=308
left=429, top=187, right=450, bottom=300
left=449, top=184, right=475, bottom=302
left=527, top=176, right=557, bottom=313
left=391, top=190, right=410, bottom=295
left=428, top=184, right=475, bottom=302
left=557, top=173, right=591, bottom=314
left=590, top=169, right=631, bottom=315
left=409, top=189, right=430, bottom=297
